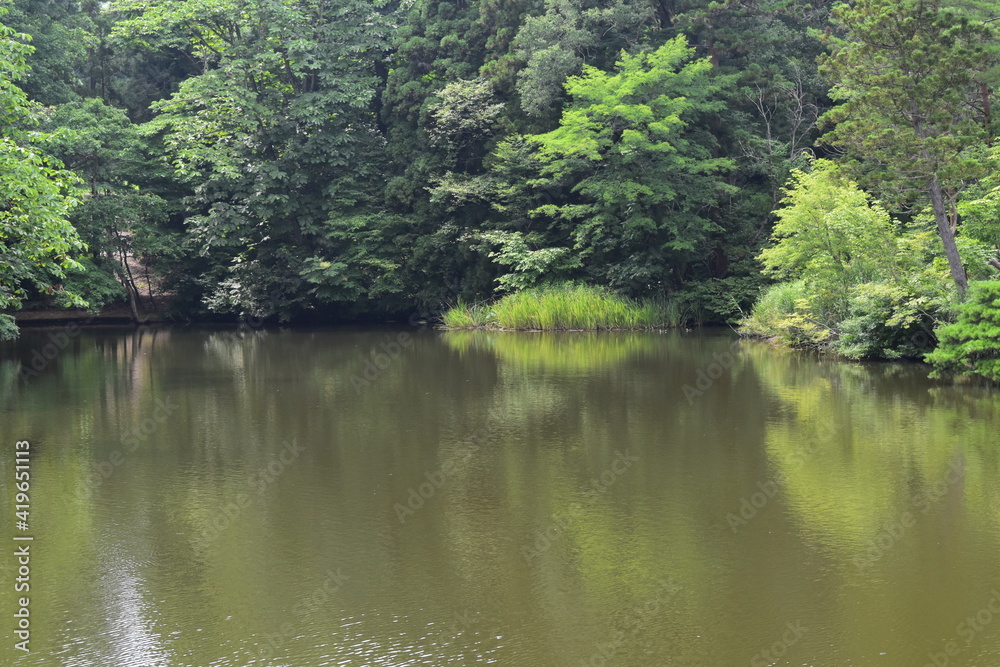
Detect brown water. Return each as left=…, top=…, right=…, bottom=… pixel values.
left=1, top=325, right=999, bottom=666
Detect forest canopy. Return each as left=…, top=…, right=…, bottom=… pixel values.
left=1, top=0, right=999, bottom=370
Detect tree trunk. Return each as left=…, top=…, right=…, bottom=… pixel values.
left=126, top=282, right=141, bottom=323
left=654, top=0, right=674, bottom=28
left=117, top=242, right=143, bottom=323
left=117, top=268, right=141, bottom=323
left=928, top=175, right=968, bottom=296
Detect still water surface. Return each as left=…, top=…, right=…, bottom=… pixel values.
left=1, top=326, right=999, bottom=666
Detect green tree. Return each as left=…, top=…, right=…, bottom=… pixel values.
left=113, top=0, right=399, bottom=319
left=758, top=160, right=899, bottom=319
left=925, top=280, right=1000, bottom=381
left=0, top=16, right=87, bottom=339
left=512, top=0, right=658, bottom=120
left=377, top=0, right=566, bottom=306
left=425, top=78, right=508, bottom=172
left=515, top=36, right=733, bottom=293
left=820, top=0, right=1000, bottom=296
left=1, top=0, right=93, bottom=105
left=42, top=98, right=175, bottom=318
left=641, top=2, right=830, bottom=255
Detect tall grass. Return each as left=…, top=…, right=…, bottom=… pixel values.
left=440, top=300, right=493, bottom=329
left=441, top=284, right=668, bottom=330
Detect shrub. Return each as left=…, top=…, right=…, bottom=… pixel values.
left=833, top=282, right=936, bottom=359
left=738, top=280, right=833, bottom=348
left=925, top=281, right=1000, bottom=382
left=671, top=275, right=766, bottom=326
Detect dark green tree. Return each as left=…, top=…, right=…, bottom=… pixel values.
left=926, top=280, right=1000, bottom=381
left=0, top=15, right=87, bottom=339
left=113, top=0, right=400, bottom=319
left=668, top=1, right=833, bottom=275
left=379, top=0, right=543, bottom=304
left=512, top=0, right=659, bottom=120
left=1, top=0, right=93, bottom=105
left=42, top=98, right=176, bottom=318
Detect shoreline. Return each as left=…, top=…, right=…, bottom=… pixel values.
left=12, top=303, right=170, bottom=327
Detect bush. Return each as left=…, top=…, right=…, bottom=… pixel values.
left=670, top=275, right=766, bottom=326
left=833, top=282, right=936, bottom=359
left=925, top=281, right=1000, bottom=382
left=738, top=280, right=832, bottom=348
left=0, top=314, right=18, bottom=341
left=61, top=258, right=127, bottom=311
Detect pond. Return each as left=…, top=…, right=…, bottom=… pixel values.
left=1, top=325, right=999, bottom=666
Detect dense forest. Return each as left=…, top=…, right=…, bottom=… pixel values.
left=1, top=0, right=999, bottom=373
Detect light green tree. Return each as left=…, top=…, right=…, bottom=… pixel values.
left=523, top=35, right=733, bottom=293
left=820, top=0, right=1000, bottom=296
left=758, top=160, right=899, bottom=319
left=743, top=159, right=992, bottom=358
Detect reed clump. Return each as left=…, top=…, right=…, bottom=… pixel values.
left=441, top=284, right=668, bottom=330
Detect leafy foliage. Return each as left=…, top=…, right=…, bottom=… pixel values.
left=512, top=0, right=658, bottom=119
left=42, top=97, right=174, bottom=309
left=468, top=230, right=578, bottom=293
left=113, top=0, right=398, bottom=318
left=926, top=281, right=1000, bottom=381
left=0, top=15, right=87, bottom=338
left=739, top=280, right=833, bottom=348
left=741, top=160, right=977, bottom=358
left=758, top=160, right=899, bottom=319
left=516, top=36, right=734, bottom=293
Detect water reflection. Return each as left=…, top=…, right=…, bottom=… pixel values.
left=0, top=326, right=998, bottom=665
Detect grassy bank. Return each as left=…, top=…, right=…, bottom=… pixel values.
left=441, top=285, right=673, bottom=330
